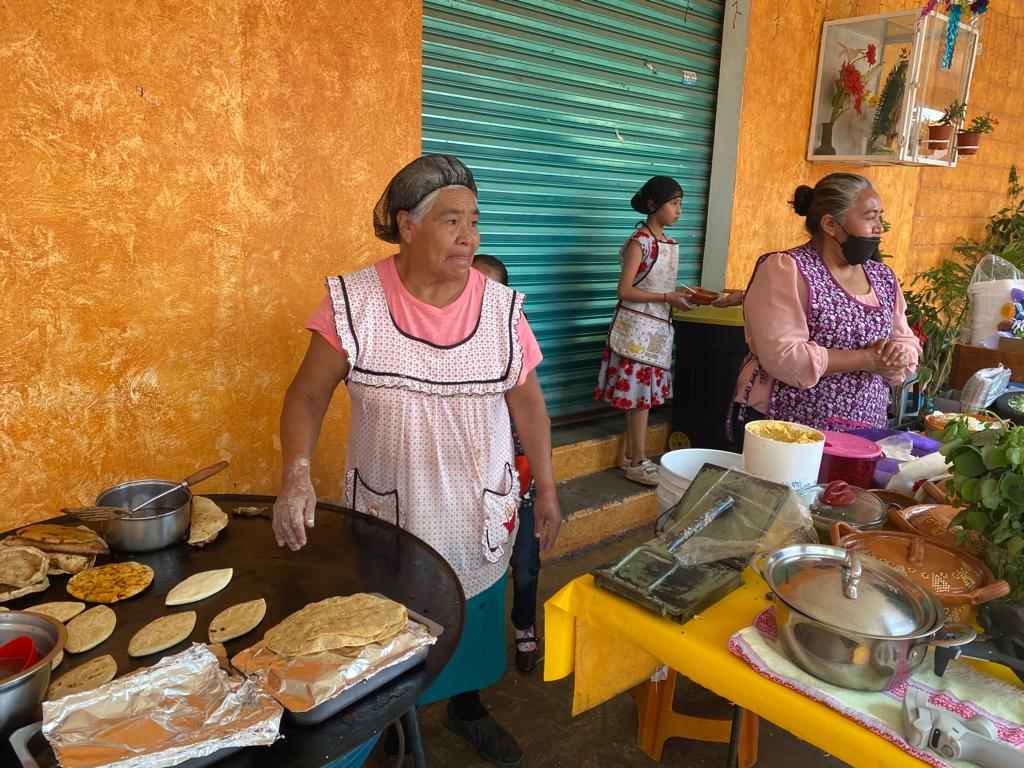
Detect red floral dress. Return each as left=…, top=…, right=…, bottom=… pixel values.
left=594, top=231, right=674, bottom=410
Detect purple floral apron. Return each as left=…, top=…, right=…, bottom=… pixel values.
left=744, top=243, right=896, bottom=432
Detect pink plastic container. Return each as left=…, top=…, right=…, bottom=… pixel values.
left=817, top=431, right=883, bottom=488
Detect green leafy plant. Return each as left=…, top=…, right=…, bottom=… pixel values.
left=936, top=98, right=967, bottom=127
left=905, top=167, right=1024, bottom=408
left=966, top=111, right=999, bottom=134
left=940, top=420, right=1024, bottom=601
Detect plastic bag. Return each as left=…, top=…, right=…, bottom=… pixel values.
left=961, top=364, right=1011, bottom=410
left=664, top=468, right=816, bottom=567
left=876, top=432, right=916, bottom=462
left=886, top=451, right=949, bottom=494
left=967, top=255, right=1024, bottom=346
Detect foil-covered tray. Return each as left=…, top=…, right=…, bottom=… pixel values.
left=231, top=606, right=442, bottom=726
left=37, top=645, right=281, bottom=768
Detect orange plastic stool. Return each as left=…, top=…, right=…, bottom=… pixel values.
left=635, top=669, right=759, bottom=766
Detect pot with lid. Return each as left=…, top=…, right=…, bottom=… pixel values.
left=757, top=544, right=976, bottom=690
left=797, top=480, right=886, bottom=540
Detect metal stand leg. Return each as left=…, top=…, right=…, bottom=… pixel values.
left=400, top=707, right=427, bottom=768
left=726, top=705, right=759, bottom=768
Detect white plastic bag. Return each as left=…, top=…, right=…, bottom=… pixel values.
left=961, top=364, right=1012, bottom=410
left=967, top=255, right=1024, bottom=347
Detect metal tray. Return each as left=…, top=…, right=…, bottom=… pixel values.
left=287, top=605, right=443, bottom=726
left=8, top=721, right=241, bottom=768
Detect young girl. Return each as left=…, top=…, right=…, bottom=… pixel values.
left=595, top=176, right=693, bottom=486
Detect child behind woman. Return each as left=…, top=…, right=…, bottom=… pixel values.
left=472, top=253, right=543, bottom=675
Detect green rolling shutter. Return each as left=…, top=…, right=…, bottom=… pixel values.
left=423, top=0, right=724, bottom=416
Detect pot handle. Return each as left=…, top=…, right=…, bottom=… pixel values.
left=907, top=536, right=926, bottom=567
left=182, top=460, right=230, bottom=488
left=828, top=520, right=856, bottom=545
left=920, top=480, right=946, bottom=504
left=968, top=580, right=1011, bottom=606
left=930, top=623, right=978, bottom=648
left=842, top=549, right=862, bottom=600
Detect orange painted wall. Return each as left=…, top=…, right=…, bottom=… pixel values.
left=726, top=1, right=1024, bottom=288
left=0, top=1, right=422, bottom=530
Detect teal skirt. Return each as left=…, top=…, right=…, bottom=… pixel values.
left=418, top=574, right=507, bottom=705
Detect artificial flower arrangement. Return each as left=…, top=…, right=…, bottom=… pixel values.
left=829, top=43, right=878, bottom=123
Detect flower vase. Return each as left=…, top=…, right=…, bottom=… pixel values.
left=815, top=122, right=837, bottom=155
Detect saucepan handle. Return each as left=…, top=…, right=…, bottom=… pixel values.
left=968, top=580, right=1011, bottom=606
left=828, top=520, right=856, bottom=545
left=930, top=622, right=978, bottom=648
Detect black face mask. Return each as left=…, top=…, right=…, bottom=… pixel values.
left=834, top=222, right=881, bottom=266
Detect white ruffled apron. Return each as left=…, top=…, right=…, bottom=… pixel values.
left=326, top=265, right=524, bottom=599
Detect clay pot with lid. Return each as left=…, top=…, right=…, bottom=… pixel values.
left=830, top=522, right=1009, bottom=621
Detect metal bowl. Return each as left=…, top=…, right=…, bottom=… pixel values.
left=0, top=611, right=66, bottom=738
left=97, top=479, right=191, bottom=552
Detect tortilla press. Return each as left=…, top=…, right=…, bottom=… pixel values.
left=592, top=464, right=793, bottom=622
left=902, top=688, right=1024, bottom=767
left=933, top=600, right=1024, bottom=683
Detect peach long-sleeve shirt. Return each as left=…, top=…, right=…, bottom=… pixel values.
left=734, top=252, right=920, bottom=414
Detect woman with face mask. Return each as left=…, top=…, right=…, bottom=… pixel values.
left=727, top=172, right=920, bottom=448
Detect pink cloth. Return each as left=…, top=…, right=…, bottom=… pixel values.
left=306, top=256, right=542, bottom=386
left=736, top=253, right=919, bottom=413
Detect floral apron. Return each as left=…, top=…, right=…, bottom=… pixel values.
left=326, top=265, right=524, bottom=600
left=607, top=228, right=679, bottom=369
left=741, top=243, right=895, bottom=432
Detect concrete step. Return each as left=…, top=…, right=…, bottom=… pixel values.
left=544, top=463, right=661, bottom=562
left=552, top=406, right=674, bottom=483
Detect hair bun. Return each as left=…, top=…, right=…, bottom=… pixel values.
left=791, top=185, right=815, bottom=216
left=630, top=192, right=647, bottom=214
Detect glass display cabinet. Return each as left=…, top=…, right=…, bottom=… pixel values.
left=807, top=9, right=980, bottom=166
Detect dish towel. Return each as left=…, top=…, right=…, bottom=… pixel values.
left=729, top=607, right=1024, bottom=768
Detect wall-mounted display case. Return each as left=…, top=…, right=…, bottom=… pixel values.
left=807, top=9, right=980, bottom=166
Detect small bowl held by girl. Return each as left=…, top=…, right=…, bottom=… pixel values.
left=680, top=287, right=720, bottom=306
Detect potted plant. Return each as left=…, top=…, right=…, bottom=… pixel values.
left=927, top=99, right=966, bottom=150
left=940, top=420, right=1024, bottom=601
left=957, top=111, right=998, bottom=156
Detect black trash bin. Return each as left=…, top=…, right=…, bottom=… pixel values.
left=671, top=305, right=747, bottom=451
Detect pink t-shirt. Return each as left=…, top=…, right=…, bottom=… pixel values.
left=306, top=256, right=542, bottom=386
left=736, top=253, right=920, bottom=413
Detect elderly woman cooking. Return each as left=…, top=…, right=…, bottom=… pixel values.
left=272, top=155, right=559, bottom=768
left=728, top=172, right=920, bottom=448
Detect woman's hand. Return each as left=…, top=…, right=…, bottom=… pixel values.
left=273, top=460, right=317, bottom=551
left=533, top=487, right=562, bottom=553
left=713, top=289, right=744, bottom=308
left=867, top=340, right=911, bottom=380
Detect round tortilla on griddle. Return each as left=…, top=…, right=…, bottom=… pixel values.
left=128, top=611, right=197, bottom=656
left=25, top=601, right=86, bottom=623
left=165, top=568, right=232, bottom=606
left=0, top=545, right=49, bottom=603
left=208, top=598, right=266, bottom=643
left=67, top=561, right=154, bottom=603
left=47, top=655, right=117, bottom=699
left=65, top=605, right=116, bottom=653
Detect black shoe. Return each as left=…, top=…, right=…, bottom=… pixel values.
left=515, top=633, right=539, bottom=675
left=444, top=701, right=523, bottom=768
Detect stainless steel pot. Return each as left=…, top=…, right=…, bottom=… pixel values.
left=96, top=479, right=191, bottom=552
left=0, top=612, right=66, bottom=738
left=758, top=544, right=976, bottom=690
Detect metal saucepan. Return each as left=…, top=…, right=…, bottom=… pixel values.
left=0, top=612, right=65, bottom=738
left=95, top=479, right=192, bottom=552
left=757, top=545, right=976, bottom=691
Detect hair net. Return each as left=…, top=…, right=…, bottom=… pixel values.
left=630, top=175, right=683, bottom=214
left=373, top=154, right=478, bottom=243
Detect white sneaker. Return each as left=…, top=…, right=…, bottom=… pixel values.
left=618, top=454, right=632, bottom=471
left=624, top=459, right=659, bottom=486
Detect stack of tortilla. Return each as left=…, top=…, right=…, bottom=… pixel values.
left=0, top=546, right=50, bottom=602
left=264, top=594, right=407, bottom=657
left=2, top=524, right=108, bottom=575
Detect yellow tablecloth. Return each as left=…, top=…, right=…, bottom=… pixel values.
left=544, top=569, right=1022, bottom=768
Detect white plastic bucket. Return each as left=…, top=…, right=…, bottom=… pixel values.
left=656, top=448, right=744, bottom=512
left=742, top=420, right=825, bottom=490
